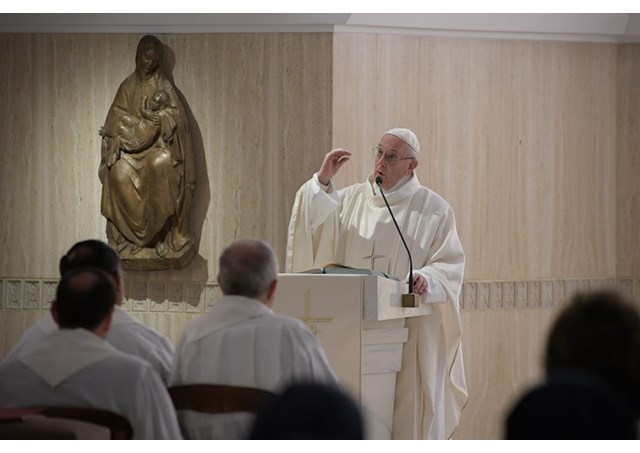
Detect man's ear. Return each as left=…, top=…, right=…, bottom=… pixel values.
left=50, top=300, right=60, bottom=326
left=95, top=307, right=114, bottom=339
left=265, top=280, right=278, bottom=307
left=113, top=270, right=124, bottom=292
left=113, top=269, right=125, bottom=305
left=408, top=159, right=419, bottom=173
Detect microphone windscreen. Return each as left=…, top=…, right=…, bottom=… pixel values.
left=375, top=176, right=383, bottom=186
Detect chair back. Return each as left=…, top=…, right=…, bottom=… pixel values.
left=168, top=384, right=274, bottom=414
left=0, top=407, right=133, bottom=440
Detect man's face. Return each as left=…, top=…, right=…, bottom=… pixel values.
left=373, top=134, right=418, bottom=190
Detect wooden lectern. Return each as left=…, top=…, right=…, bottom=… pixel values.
left=273, top=274, right=432, bottom=440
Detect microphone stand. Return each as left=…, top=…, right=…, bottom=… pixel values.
left=375, top=177, right=420, bottom=308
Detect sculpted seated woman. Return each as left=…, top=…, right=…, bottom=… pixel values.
left=98, top=35, right=196, bottom=269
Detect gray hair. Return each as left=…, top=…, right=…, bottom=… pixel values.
left=218, top=238, right=279, bottom=299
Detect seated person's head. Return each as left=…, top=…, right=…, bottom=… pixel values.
left=59, top=240, right=124, bottom=304
left=249, top=382, right=364, bottom=440
left=217, top=239, right=278, bottom=305
left=545, top=290, right=640, bottom=405
left=52, top=267, right=117, bottom=338
left=506, top=290, right=640, bottom=439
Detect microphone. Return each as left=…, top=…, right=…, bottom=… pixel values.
left=375, top=177, right=420, bottom=307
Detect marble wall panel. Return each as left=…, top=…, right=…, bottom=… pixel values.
left=333, top=35, right=617, bottom=281
left=616, top=44, right=640, bottom=278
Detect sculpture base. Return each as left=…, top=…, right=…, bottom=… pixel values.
left=119, top=241, right=197, bottom=271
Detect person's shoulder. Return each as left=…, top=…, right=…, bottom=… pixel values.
left=1, top=316, right=54, bottom=363
left=269, top=314, right=316, bottom=337
left=97, top=348, right=156, bottom=377
left=93, top=353, right=169, bottom=399
left=0, top=357, right=25, bottom=375
left=337, top=181, right=369, bottom=200
left=348, top=181, right=370, bottom=192
left=416, top=184, right=454, bottom=211
left=116, top=319, right=169, bottom=339
left=109, top=322, right=174, bottom=355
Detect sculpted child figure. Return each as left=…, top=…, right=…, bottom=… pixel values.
left=100, top=90, right=176, bottom=170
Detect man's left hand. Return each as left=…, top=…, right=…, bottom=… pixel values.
left=412, top=274, right=428, bottom=295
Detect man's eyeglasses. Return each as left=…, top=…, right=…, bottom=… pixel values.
left=371, top=147, right=415, bottom=165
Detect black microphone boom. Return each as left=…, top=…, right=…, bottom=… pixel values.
left=375, top=177, right=419, bottom=307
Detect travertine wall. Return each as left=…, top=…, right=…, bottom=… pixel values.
left=0, top=32, right=637, bottom=439
left=331, top=34, right=634, bottom=439
left=617, top=43, right=640, bottom=279
left=0, top=32, right=333, bottom=355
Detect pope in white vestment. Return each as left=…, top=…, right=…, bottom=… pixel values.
left=0, top=328, right=181, bottom=439
left=286, top=128, right=467, bottom=439
left=2, top=306, right=174, bottom=384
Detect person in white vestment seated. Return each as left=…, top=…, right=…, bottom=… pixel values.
left=169, top=238, right=339, bottom=440
left=2, top=240, right=175, bottom=383
left=0, top=268, right=182, bottom=439
left=286, top=128, right=467, bottom=439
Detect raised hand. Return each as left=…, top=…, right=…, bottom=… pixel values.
left=317, top=148, right=352, bottom=185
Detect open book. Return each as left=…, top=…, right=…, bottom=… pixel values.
left=300, top=262, right=399, bottom=280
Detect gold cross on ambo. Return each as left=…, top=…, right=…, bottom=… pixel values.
left=299, top=290, right=333, bottom=335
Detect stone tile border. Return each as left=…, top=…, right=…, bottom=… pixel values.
left=0, top=277, right=636, bottom=312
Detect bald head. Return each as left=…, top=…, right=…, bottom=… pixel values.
left=218, top=239, right=279, bottom=301
left=60, top=240, right=121, bottom=276
left=59, top=239, right=124, bottom=304
left=54, top=267, right=117, bottom=331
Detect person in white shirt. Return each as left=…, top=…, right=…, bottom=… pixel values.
left=169, top=238, right=338, bottom=439
left=286, top=128, right=466, bottom=439
left=0, top=267, right=181, bottom=439
left=2, top=239, right=174, bottom=383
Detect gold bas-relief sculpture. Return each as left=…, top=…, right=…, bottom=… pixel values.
left=99, top=35, right=196, bottom=270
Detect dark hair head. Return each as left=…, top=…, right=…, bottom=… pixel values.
left=218, top=239, right=278, bottom=299
left=249, top=382, right=364, bottom=440
left=545, top=290, right=640, bottom=406
left=55, top=267, right=117, bottom=331
left=506, top=371, right=638, bottom=439
left=59, top=240, right=121, bottom=277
